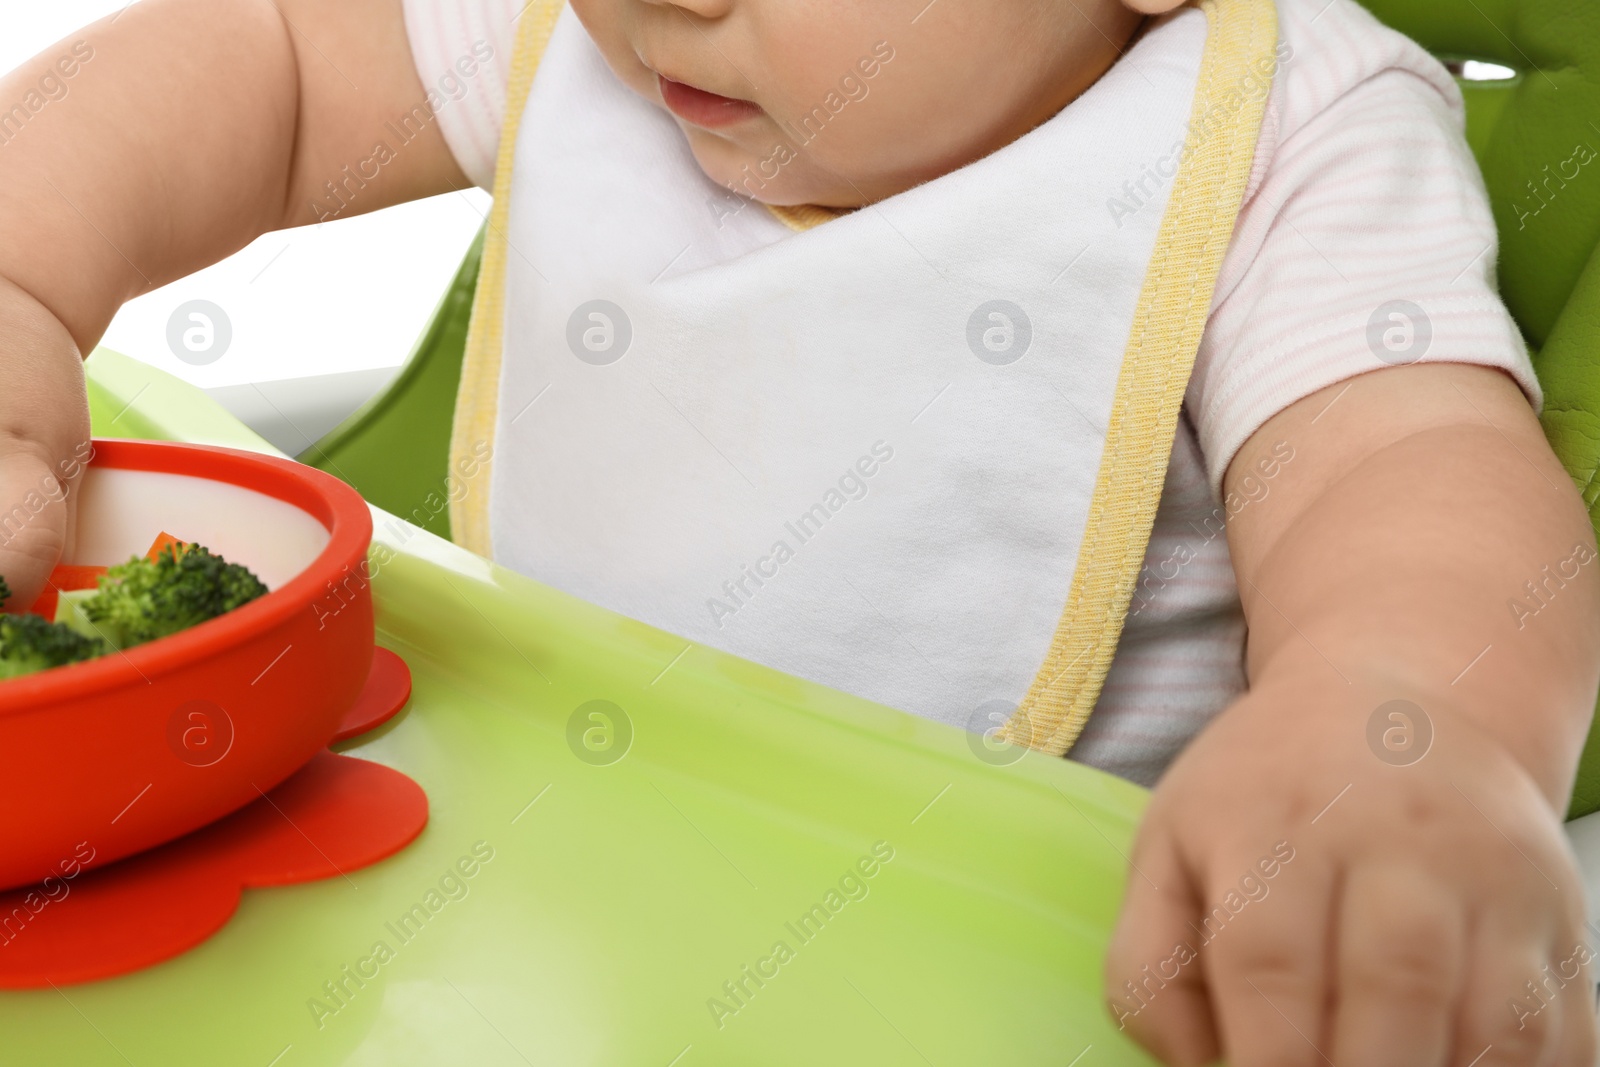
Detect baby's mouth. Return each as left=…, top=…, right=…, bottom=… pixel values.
left=657, top=74, right=763, bottom=129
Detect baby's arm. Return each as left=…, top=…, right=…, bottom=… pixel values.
left=0, top=0, right=465, bottom=606
left=1109, top=363, right=1600, bottom=1066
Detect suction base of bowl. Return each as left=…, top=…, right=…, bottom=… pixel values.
left=0, top=649, right=424, bottom=988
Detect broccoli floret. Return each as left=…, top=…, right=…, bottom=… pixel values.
left=0, top=572, right=105, bottom=679
left=83, top=542, right=268, bottom=649
left=55, top=588, right=116, bottom=647
left=0, top=612, right=107, bottom=680
left=0, top=541, right=267, bottom=680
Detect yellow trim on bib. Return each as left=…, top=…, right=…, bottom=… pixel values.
left=449, top=0, right=566, bottom=556
left=766, top=203, right=849, bottom=232
left=1001, top=0, right=1280, bottom=756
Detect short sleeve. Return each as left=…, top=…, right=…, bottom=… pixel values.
left=1188, top=0, right=1541, bottom=495
left=399, top=0, right=521, bottom=189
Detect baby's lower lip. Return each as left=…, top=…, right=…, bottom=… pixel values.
left=658, top=75, right=763, bottom=129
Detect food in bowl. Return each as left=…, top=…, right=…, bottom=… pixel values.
left=0, top=533, right=270, bottom=679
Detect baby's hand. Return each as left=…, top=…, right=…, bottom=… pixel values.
left=1107, top=675, right=1596, bottom=1066
left=0, top=277, right=91, bottom=612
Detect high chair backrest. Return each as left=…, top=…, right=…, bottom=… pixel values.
left=299, top=230, right=483, bottom=541
left=301, top=0, right=1600, bottom=813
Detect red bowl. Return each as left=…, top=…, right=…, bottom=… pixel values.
left=0, top=439, right=373, bottom=891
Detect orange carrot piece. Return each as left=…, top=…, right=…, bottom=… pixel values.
left=145, top=532, right=187, bottom=561
left=49, top=564, right=108, bottom=592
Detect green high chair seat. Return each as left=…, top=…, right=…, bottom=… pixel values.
left=300, top=229, right=483, bottom=542
left=301, top=0, right=1600, bottom=814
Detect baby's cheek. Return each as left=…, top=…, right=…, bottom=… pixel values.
left=565, top=0, right=654, bottom=100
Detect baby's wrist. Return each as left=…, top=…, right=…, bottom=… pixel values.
left=1247, top=649, right=1581, bottom=812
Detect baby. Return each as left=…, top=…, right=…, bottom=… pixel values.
left=1, top=0, right=1596, bottom=1062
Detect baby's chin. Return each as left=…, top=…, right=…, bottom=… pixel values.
left=680, top=126, right=871, bottom=211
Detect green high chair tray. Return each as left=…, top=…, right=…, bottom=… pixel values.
left=1, top=349, right=1149, bottom=1066
left=2, top=0, right=1599, bottom=1063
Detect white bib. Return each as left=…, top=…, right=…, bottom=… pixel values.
left=452, top=0, right=1278, bottom=753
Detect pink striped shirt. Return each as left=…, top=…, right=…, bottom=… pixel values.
left=399, top=0, right=1539, bottom=785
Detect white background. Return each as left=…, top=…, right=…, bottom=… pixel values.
left=2, top=1, right=491, bottom=389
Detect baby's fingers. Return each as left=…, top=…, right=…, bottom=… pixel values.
left=1199, top=847, right=1334, bottom=1067
left=0, top=283, right=91, bottom=612
left=1104, top=828, right=1219, bottom=1066
left=0, top=442, right=75, bottom=611
left=1550, top=957, right=1599, bottom=1067
left=1453, top=909, right=1588, bottom=1067
left=1330, top=862, right=1465, bottom=1067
